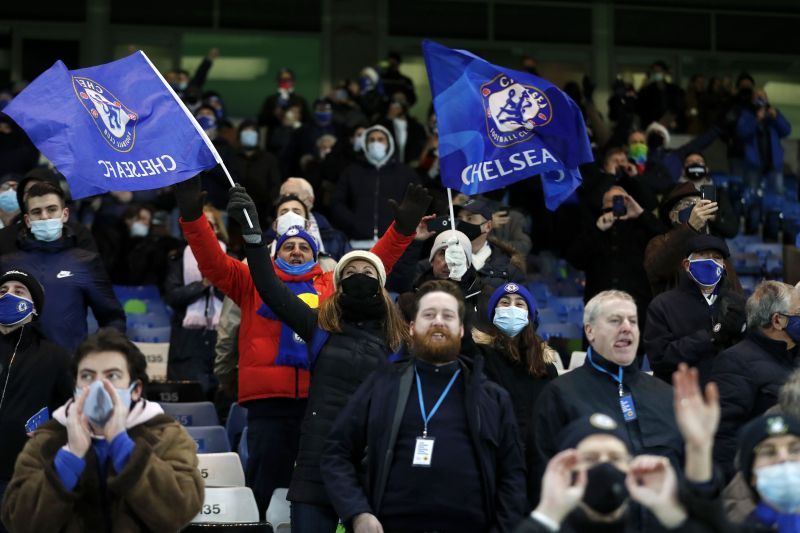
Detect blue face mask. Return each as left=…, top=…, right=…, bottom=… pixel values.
left=314, top=111, right=333, bottom=125
left=275, top=257, right=316, bottom=276
left=0, top=293, right=34, bottom=326
left=240, top=130, right=258, bottom=148
left=74, top=380, right=137, bottom=429
left=756, top=461, right=800, bottom=513
left=30, top=218, right=63, bottom=242
left=493, top=306, right=530, bottom=337
left=782, top=315, right=800, bottom=344
left=197, top=116, right=216, bottom=131
left=0, top=189, right=19, bottom=213
left=688, top=258, right=724, bottom=287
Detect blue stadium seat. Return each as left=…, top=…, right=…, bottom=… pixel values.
left=129, top=326, right=171, bottom=343
left=526, top=281, right=551, bottom=308
left=187, top=426, right=231, bottom=453
left=160, top=401, right=220, bottom=427
left=113, top=284, right=161, bottom=303
left=226, top=404, right=248, bottom=453
left=238, top=427, right=249, bottom=471
left=538, top=322, right=583, bottom=341
left=536, top=308, right=561, bottom=325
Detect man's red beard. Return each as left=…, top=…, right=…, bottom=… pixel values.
left=412, top=326, right=461, bottom=363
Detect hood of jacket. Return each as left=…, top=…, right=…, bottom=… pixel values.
left=363, top=124, right=396, bottom=169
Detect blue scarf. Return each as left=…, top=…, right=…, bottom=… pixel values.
left=257, top=279, right=319, bottom=369
left=753, top=501, right=800, bottom=533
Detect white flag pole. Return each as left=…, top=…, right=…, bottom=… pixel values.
left=447, top=187, right=456, bottom=232
left=139, top=51, right=254, bottom=229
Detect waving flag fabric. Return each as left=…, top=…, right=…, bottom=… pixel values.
left=423, top=40, right=593, bottom=210
left=3, top=52, right=218, bottom=199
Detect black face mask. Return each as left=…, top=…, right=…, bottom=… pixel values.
left=685, top=163, right=708, bottom=180
left=582, top=462, right=629, bottom=515
left=613, top=168, right=627, bottom=181
left=339, top=273, right=385, bottom=322
left=457, top=220, right=483, bottom=241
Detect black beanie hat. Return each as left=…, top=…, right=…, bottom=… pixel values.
left=558, top=413, right=630, bottom=452
left=737, top=413, right=800, bottom=482
left=0, top=268, right=45, bottom=318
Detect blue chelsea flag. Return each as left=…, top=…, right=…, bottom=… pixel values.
left=3, top=52, right=218, bottom=199
left=423, top=40, right=593, bottom=210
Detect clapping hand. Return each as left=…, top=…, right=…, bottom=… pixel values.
left=534, top=449, right=588, bottom=525
left=626, top=455, right=687, bottom=528
left=66, top=387, right=92, bottom=458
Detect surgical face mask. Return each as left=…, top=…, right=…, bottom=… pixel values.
left=755, top=461, right=800, bottom=513
left=652, top=72, right=665, bottom=83
left=177, top=82, right=188, bottom=92
left=314, top=111, right=333, bottom=125
left=367, top=141, right=387, bottom=161
left=457, top=220, right=484, bottom=242
left=276, top=211, right=308, bottom=236
left=685, top=163, right=708, bottom=181
left=240, top=129, right=258, bottom=148
left=74, top=380, right=137, bottom=429
left=30, top=218, right=63, bottom=242
left=0, top=189, right=19, bottom=213
left=493, top=306, right=529, bottom=337
left=0, top=293, right=34, bottom=326
left=197, top=116, right=216, bottom=131
left=582, top=462, right=630, bottom=515
left=688, top=258, right=724, bottom=287
left=782, top=315, right=800, bottom=344
left=130, top=221, right=149, bottom=238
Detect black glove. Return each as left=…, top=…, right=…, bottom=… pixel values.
left=388, top=183, right=433, bottom=236
left=174, top=175, right=205, bottom=221
left=227, top=185, right=263, bottom=244
left=713, top=299, right=746, bottom=345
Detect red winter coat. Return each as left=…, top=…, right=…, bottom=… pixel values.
left=180, top=217, right=413, bottom=402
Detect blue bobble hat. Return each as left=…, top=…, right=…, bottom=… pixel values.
left=487, top=282, right=537, bottom=324
left=274, top=225, right=319, bottom=260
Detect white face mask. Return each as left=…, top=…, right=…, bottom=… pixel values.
left=367, top=141, right=387, bottom=161
left=130, top=221, right=149, bottom=238
left=276, top=211, right=307, bottom=235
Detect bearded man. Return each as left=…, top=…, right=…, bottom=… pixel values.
left=320, top=279, right=527, bottom=533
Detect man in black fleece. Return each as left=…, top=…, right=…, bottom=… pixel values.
left=0, top=268, right=72, bottom=525
left=320, top=280, right=526, bottom=533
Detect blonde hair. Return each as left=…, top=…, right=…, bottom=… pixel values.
left=317, top=289, right=409, bottom=352
left=583, top=290, right=636, bottom=325
left=203, top=204, right=229, bottom=244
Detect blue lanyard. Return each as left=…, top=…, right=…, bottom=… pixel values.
left=586, top=347, right=625, bottom=397
left=415, top=365, right=461, bottom=438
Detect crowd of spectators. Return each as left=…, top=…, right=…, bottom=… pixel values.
left=0, top=48, right=797, bottom=532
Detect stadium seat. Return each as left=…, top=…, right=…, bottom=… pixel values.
left=187, top=426, right=231, bottom=453
left=226, top=404, right=248, bottom=452
left=134, top=342, right=169, bottom=382
left=538, top=323, right=583, bottom=342
left=536, top=307, right=561, bottom=325
left=197, top=453, right=246, bottom=487
left=191, top=487, right=259, bottom=524
left=181, top=524, right=271, bottom=532
left=266, top=489, right=290, bottom=533
left=161, top=401, right=220, bottom=427
left=238, top=427, right=249, bottom=471
left=129, top=325, right=171, bottom=343
left=568, top=351, right=587, bottom=371
left=147, top=381, right=205, bottom=403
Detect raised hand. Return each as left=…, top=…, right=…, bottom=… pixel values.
left=596, top=212, right=615, bottom=231
left=626, top=455, right=687, bottom=528
left=66, top=387, right=92, bottom=458
left=227, top=185, right=263, bottom=243
left=101, top=379, right=130, bottom=442
left=535, top=449, right=587, bottom=525
left=174, top=175, right=205, bottom=221
left=414, top=214, right=438, bottom=241
left=619, top=194, right=644, bottom=220
left=387, top=183, right=433, bottom=236
left=687, top=199, right=718, bottom=231
left=672, top=363, right=719, bottom=449
left=353, top=513, right=384, bottom=533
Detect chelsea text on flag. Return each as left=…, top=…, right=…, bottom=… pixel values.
left=422, top=40, right=594, bottom=210
left=3, top=52, right=218, bottom=199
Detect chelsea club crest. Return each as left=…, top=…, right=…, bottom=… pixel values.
left=72, top=76, right=138, bottom=153
left=481, top=74, right=552, bottom=148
